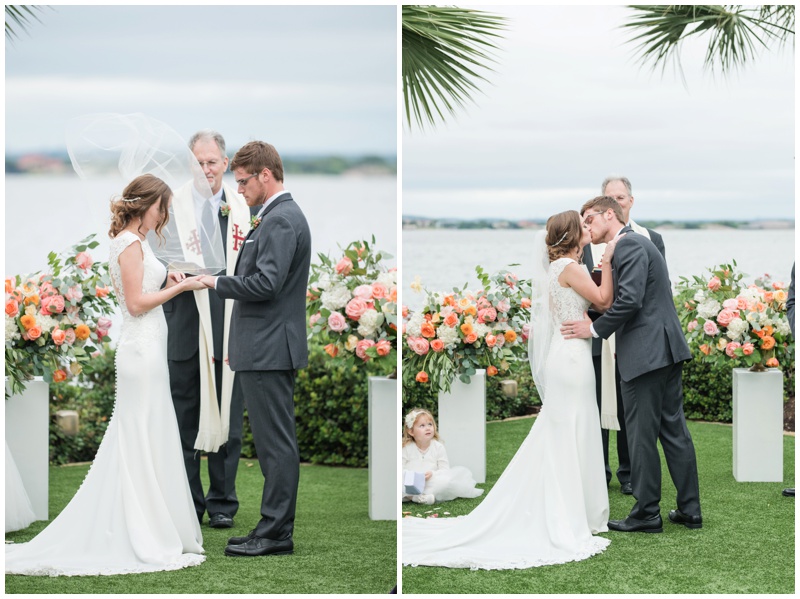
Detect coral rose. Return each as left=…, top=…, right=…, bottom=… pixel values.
left=41, top=294, right=65, bottom=314
left=703, top=321, right=719, bottom=336
left=766, top=357, right=779, bottom=368
left=735, top=296, right=749, bottom=310
left=487, top=365, right=499, bottom=376
left=485, top=334, right=497, bottom=347
left=402, top=305, right=409, bottom=319
left=95, top=285, right=111, bottom=298
left=504, top=273, right=518, bottom=288
left=725, top=342, right=741, bottom=358
left=443, top=312, right=459, bottom=327
left=355, top=339, right=376, bottom=361
left=707, top=276, right=721, bottom=291
left=328, top=311, right=347, bottom=333
left=52, top=369, right=68, bottom=383
left=324, top=343, right=339, bottom=358
left=742, top=342, right=755, bottom=355
left=772, top=281, right=785, bottom=290
left=415, top=371, right=429, bottom=384
left=477, top=307, right=497, bottom=323
left=504, top=330, right=517, bottom=344
left=75, top=251, right=93, bottom=271
left=345, top=297, right=369, bottom=321
left=760, top=335, right=776, bottom=350
left=521, top=297, right=532, bottom=309
left=420, top=322, right=436, bottom=338
left=335, top=257, right=353, bottom=276
left=716, top=309, right=738, bottom=327
left=430, top=339, right=445, bottom=352
left=6, top=299, right=19, bottom=318
left=27, top=325, right=42, bottom=340
left=52, top=328, right=67, bottom=346
left=699, top=344, right=711, bottom=356
left=375, top=339, right=392, bottom=356
left=371, top=283, right=388, bottom=299
left=5, top=278, right=13, bottom=294
left=20, top=314, right=36, bottom=330
left=465, top=332, right=478, bottom=344
left=75, top=324, right=91, bottom=340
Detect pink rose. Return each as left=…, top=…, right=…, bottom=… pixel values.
left=742, top=342, right=755, bottom=355
left=51, top=328, right=67, bottom=346
left=521, top=323, right=531, bottom=341
left=42, top=294, right=65, bottom=314
left=476, top=296, right=492, bottom=309
left=772, top=281, right=785, bottom=290
left=725, top=342, right=741, bottom=358
left=64, top=328, right=76, bottom=345
left=494, top=334, right=505, bottom=347
left=371, top=283, right=388, bottom=300
left=703, top=321, right=719, bottom=336
left=496, top=299, right=511, bottom=313
left=375, top=339, right=392, bottom=356
left=39, top=281, right=57, bottom=297
left=477, top=307, right=497, bottom=323
left=687, top=319, right=698, bottom=332
left=707, top=276, right=721, bottom=291
left=65, top=285, right=83, bottom=302
left=505, top=273, right=518, bottom=288
left=722, top=298, right=738, bottom=310
left=309, top=312, right=322, bottom=327
left=735, top=296, right=749, bottom=310
left=335, top=257, right=353, bottom=276
left=353, top=284, right=373, bottom=300
left=485, top=333, right=497, bottom=347
left=407, top=336, right=430, bottom=356
left=716, top=309, right=738, bottom=327
left=345, top=297, right=369, bottom=321
left=75, top=251, right=93, bottom=272
left=328, top=312, right=347, bottom=332
left=355, top=339, right=376, bottom=361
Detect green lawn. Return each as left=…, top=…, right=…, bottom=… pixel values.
left=6, top=459, right=397, bottom=594
left=402, top=417, right=795, bottom=594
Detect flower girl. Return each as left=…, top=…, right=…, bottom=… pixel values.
left=402, top=408, right=483, bottom=505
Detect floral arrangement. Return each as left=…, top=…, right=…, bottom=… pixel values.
left=5, top=235, right=117, bottom=397
left=306, top=237, right=397, bottom=372
left=674, top=261, right=794, bottom=371
left=403, top=265, right=532, bottom=394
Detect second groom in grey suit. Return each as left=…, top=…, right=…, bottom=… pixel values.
left=563, top=195, right=702, bottom=533
left=201, top=141, right=311, bottom=556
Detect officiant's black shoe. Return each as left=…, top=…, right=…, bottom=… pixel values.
left=782, top=488, right=795, bottom=497
left=667, top=509, right=702, bottom=529
left=224, top=536, right=294, bottom=557
left=227, top=529, right=257, bottom=545
left=608, top=515, right=662, bottom=533
left=620, top=482, right=633, bottom=495
left=209, top=513, right=234, bottom=529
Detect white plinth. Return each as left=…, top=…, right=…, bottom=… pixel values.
left=5, top=377, right=50, bottom=520
left=437, top=370, right=486, bottom=483
left=732, top=368, right=784, bottom=482
left=368, top=376, right=397, bottom=520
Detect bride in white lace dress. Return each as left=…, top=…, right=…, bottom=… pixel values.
left=6, top=175, right=207, bottom=576
left=403, top=210, right=622, bottom=570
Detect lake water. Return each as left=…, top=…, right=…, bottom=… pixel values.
left=402, top=228, right=795, bottom=310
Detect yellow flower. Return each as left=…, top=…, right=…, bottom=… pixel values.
left=430, top=312, right=441, bottom=324
left=69, top=362, right=83, bottom=376
left=345, top=334, right=359, bottom=352
left=716, top=337, right=728, bottom=351
left=410, top=276, right=423, bottom=293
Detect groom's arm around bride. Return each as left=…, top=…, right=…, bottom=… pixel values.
left=200, top=140, right=312, bottom=557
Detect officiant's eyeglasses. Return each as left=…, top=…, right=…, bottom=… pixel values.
left=583, top=211, right=605, bottom=225
left=235, top=173, right=258, bottom=186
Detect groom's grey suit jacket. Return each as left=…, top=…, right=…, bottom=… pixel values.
left=215, top=192, right=311, bottom=371
left=592, top=226, right=691, bottom=382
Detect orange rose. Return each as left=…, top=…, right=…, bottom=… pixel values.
left=376, top=339, right=392, bottom=356
left=95, top=285, right=111, bottom=298
left=465, top=332, right=478, bottom=344
left=754, top=328, right=766, bottom=339
left=763, top=291, right=774, bottom=303
left=23, top=293, right=40, bottom=306
left=763, top=325, right=774, bottom=337
left=324, top=343, right=339, bottom=358
left=415, top=371, right=429, bottom=383
left=5, top=278, right=14, bottom=294
left=430, top=339, right=445, bottom=352
left=766, top=357, right=779, bottom=368
left=5, top=299, right=19, bottom=318
left=27, top=325, right=42, bottom=340
left=504, top=330, right=517, bottom=344
left=402, top=305, right=409, bottom=319
left=52, top=369, right=68, bottom=383
left=760, top=335, right=776, bottom=350
left=487, top=365, right=498, bottom=376
left=420, top=322, right=436, bottom=338
left=460, top=322, right=474, bottom=336
left=699, top=344, right=711, bottom=356
left=464, top=305, right=477, bottom=317
left=520, top=297, right=532, bottom=309
left=443, top=295, right=456, bottom=307
left=19, top=314, right=36, bottom=330
left=51, top=328, right=67, bottom=346
left=75, top=324, right=91, bottom=340
left=443, top=312, right=459, bottom=327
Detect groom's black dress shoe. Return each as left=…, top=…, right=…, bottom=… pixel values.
left=782, top=488, right=795, bottom=497
left=668, top=509, right=702, bottom=529
left=209, top=513, right=234, bottom=529
left=608, top=515, right=663, bottom=533
left=224, top=536, right=294, bottom=557
left=620, top=482, right=633, bottom=495
left=227, top=529, right=258, bottom=545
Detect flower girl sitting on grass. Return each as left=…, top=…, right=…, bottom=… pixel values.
left=402, top=408, right=484, bottom=505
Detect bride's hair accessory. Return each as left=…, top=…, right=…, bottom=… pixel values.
left=405, top=409, right=424, bottom=429
left=550, top=231, right=568, bottom=247
left=110, top=194, right=142, bottom=203
left=122, top=196, right=141, bottom=203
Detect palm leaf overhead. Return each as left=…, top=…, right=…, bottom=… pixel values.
left=624, top=5, right=794, bottom=76
left=403, top=5, right=507, bottom=130
left=5, top=5, right=49, bottom=42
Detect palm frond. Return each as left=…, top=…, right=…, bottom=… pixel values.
left=623, top=5, right=795, bottom=77
left=5, top=5, right=49, bottom=42
left=402, top=5, right=507, bottom=130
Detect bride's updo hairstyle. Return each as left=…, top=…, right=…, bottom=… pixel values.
left=545, top=210, right=583, bottom=263
left=109, top=174, right=172, bottom=241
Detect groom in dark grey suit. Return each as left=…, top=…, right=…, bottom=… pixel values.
left=200, top=140, right=311, bottom=556
left=563, top=195, right=702, bottom=533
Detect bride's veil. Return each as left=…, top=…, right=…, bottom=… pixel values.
left=528, top=230, right=552, bottom=403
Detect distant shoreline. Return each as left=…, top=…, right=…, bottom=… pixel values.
left=403, top=217, right=794, bottom=231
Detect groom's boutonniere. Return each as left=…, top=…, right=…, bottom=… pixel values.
left=250, top=215, right=262, bottom=230
left=219, top=202, right=231, bottom=217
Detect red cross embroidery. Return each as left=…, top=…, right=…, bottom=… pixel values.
left=232, top=224, right=246, bottom=252
left=185, top=230, right=202, bottom=255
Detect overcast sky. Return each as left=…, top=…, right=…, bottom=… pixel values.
left=403, top=5, right=795, bottom=221
left=5, top=5, right=397, bottom=156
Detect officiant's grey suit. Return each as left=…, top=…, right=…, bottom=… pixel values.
left=592, top=226, right=701, bottom=520
left=214, top=191, right=311, bottom=541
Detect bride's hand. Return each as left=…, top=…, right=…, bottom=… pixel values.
left=602, top=233, right=626, bottom=264
left=180, top=276, right=208, bottom=291
left=166, top=271, right=185, bottom=289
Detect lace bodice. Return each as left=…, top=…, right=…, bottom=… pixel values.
left=109, top=231, right=167, bottom=329
left=548, top=258, right=591, bottom=324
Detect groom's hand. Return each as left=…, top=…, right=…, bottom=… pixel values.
left=198, top=275, right=217, bottom=288
left=561, top=312, right=593, bottom=339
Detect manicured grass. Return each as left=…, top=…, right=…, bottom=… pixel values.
left=402, top=417, right=795, bottom=594
left=6, top=459, right=397, bottom=594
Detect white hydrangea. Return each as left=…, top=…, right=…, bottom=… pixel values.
left=405, top=312, right=425, bottom=338
left=357, top=309, right=382, bottom=339
left=376, top=271, right=396, bottom=287
left=696, top=299, right=721, bottom=320
left=474, top=323, right=491, bottom=338
left=320, top=284, right=351, bottom=311
left=315, top=273, right=334, bottom=291
left=776, top=319, right=791, bottom=336
left=726, top=318, right=748, bottom=341
left=693, top=289, right=706, bottom=303
left=739, top=287, right=762, bottom=304
left=437, top=324, right=459, bottom=347
left=6, top=316, right=20, bottom=342
left=37, top=314, right=58, bottom=332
